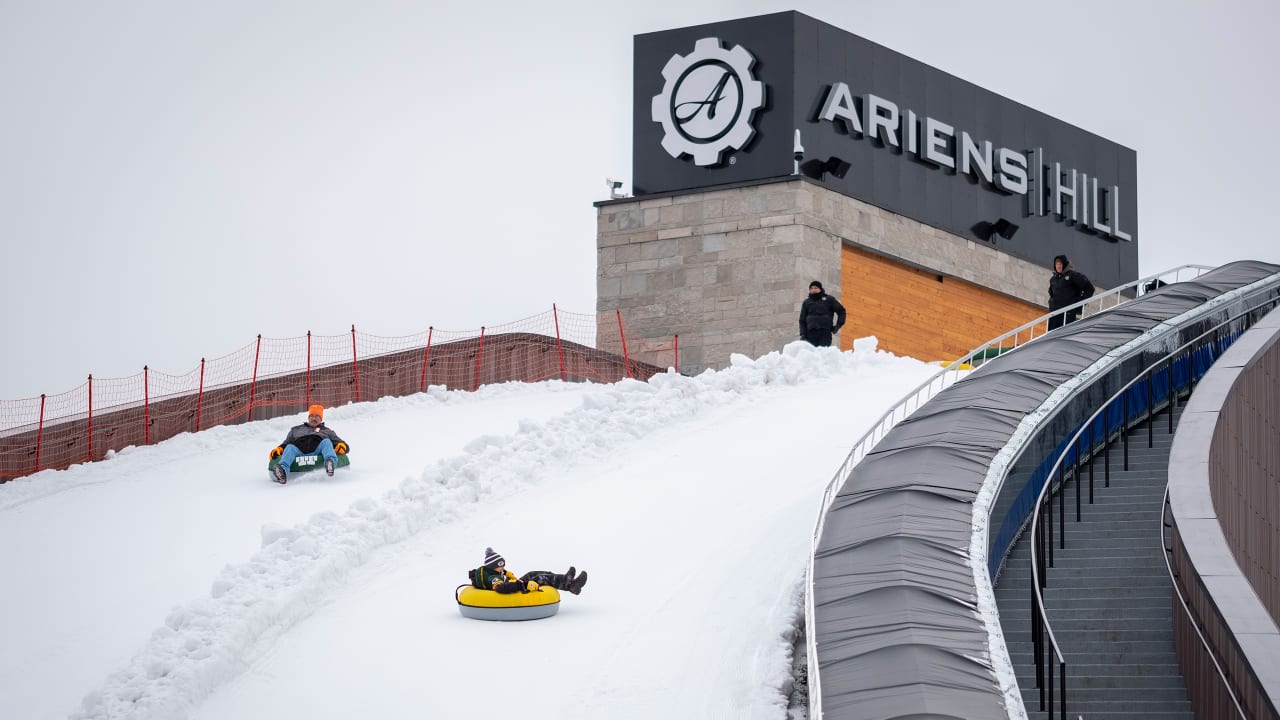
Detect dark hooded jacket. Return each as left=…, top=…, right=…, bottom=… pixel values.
left=1048, top=255, right=1095, bottom=312
left=469, top=566, right=527, bottom=594
left=800, top=283, right=847, bottom=336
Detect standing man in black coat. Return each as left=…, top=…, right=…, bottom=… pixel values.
left=1047, top=254, right=1095, bottom=330
left=799, top=280, right=846, bottom=347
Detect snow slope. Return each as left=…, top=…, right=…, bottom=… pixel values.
left=0, top=340, right=940, bottom=720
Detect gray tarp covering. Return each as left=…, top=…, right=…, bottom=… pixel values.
left=811, top=260, right=1280, bottom=719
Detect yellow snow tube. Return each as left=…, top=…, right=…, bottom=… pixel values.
left=456, top=585, right=561, bottom=621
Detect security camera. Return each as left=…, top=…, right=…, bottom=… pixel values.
left=792, top=129, right=805, bottom=175
left=606, top=177, right=625, bottom=199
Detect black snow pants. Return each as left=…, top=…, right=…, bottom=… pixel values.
left=805, top=328, right=833, bottom=347
left=520, top=570, right=573, bottom=591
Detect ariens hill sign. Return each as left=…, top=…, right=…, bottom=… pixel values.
left=632, top=11, right=1139, bottom=290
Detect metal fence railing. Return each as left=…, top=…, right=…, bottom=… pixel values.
left=804, top=264, right=1215, bottom=720
left=1026, top=299, right=1277, bottom=718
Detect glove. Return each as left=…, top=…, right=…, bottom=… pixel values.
left=269, top=446, right=283, bottom=459
left=335, top=442, right=348, bottom=455
left=526, top=581, right=540, bottom=593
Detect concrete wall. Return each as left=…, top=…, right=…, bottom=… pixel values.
left=596, top=176, right=1052, bottom=373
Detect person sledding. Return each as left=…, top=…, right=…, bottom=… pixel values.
left=469, top=547, right=588, bottom=595
left=268, top=404, right=350, bottom=484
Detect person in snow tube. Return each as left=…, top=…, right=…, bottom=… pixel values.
left=469, top=547, right=588, bottom=595
left=269, top=404, right=350, bottom=484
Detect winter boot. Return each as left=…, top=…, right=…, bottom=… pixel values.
left=565, top=566, right=576, bottom=583
left=567, top=570, right=588, bottom=595
left=325, top=457, right=336, bottom=476
left=272, top=464, right=288, bottom=484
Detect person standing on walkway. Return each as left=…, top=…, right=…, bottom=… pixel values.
left=799, top=280, right=846, bottom=347
left=1048, top=254, right=1095, bottom=330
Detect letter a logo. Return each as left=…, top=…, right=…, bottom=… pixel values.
left=651, top=38, right=766, bottom=167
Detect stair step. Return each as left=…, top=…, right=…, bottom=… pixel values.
left=999, top=606, right=1172, bottom=621
left=1014, top=669, right=1188, bottom=688
left=1000, top=568, right=1171, bottom=582
left=1006, top=649, right=1181, bottom=665
left=1019, top=685, right=1190, bottom=702
left=1002, top=629, right=1175, bottom=645
left=995, top=411, right=1194, bottom=717
left=997, top=591, right=1173, bottom=607
left=1037, top=699, right=1193, bottom=714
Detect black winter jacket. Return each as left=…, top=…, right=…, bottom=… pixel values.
left=1048, top=267, right=1095, bottom=311
left=470, top=566, right=527, bottom=594
left=800, top=293, right=847, bottom=335
left=275, top=422, right=347, bottom=455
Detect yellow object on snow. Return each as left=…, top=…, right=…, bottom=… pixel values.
left=456, top=585, right=561, bottom=621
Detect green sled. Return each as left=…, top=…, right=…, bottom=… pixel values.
left=268, top=453, right=351, bottom=477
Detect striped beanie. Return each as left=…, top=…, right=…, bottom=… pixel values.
left=484, top=547, right=505, bottom=570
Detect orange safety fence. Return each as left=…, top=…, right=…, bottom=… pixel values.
left=0, top=306, right=667, bottom=483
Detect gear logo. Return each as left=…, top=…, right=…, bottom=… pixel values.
left=651, top=37, right=765, bottom=167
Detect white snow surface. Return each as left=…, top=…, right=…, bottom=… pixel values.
left=0, top=340, right=938, bottom=720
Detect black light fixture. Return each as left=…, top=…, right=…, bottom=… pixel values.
left=822, top=156, right=851, bottom=179
left=991, top=218, right=1019, bottom=240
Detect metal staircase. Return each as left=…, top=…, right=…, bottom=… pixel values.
left=995, top=406, right=1193, bottom=719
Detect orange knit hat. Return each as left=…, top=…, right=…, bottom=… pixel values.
left=308, top=404, right=324, bottom=419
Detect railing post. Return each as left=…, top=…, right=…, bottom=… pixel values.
left=1148, top=371, right=1155, bottom=448
left=1033, top=581, right=1043, bottom=694
left=196, top=358, right=205, bottom=432
left=248, top=335, right=262, bottom=422
left=1039, top=505, right=1048, bottom=592
left=1123, top=391, right=1130, bottom=471
left=419, top=326, right=434, bottom=393
left=144, top=365, right=150, bottom=446
left=616, top=310, right=633, bottom=379
left=87, top=374, right=93, bottom=463
left=351, top=325, right=361, bottom=403
left=1089, top=421, right=1096, bottom=504
left=473, top=327, right=486, bottom=392
left=1048, top=483, right=1054, bottom=566
left=306, top=331, right=312, bottom=407
left=1104, top=404, right=1111, bottom=487
left=1058, top=661, right=1066, bottom=720
left=1048, top=647, right=1055, bottom=720
left=1184, top=348, right=1192, bottom=397
left=552, top=304, right=566, bottom=382
left=1058, top=461, right=1065, bottom=549
left=674, top=334, right=679, bottom=373
left=1075, top=438, right=1081, bottom=522
left=34, top=394, right=45, bottom=474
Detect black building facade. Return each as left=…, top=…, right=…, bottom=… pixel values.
left=634, top=11, right=1139, bottom=290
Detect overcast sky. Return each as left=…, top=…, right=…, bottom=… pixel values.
left=3, top=0, right=1276, bottom=400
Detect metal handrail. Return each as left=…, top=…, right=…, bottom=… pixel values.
left=1027, top=297, right=1277, bottom=718
left=804, top=263, right=1212, bottom=718
left=1161, top=487, right=1247, bottom=719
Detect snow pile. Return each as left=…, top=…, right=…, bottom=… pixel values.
left=74, top=340, right=922, bottom=719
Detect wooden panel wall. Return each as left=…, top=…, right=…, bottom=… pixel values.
left=840, top=244, right=1044, bottom=361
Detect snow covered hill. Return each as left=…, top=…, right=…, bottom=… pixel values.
left=1, top=340, right=940, bottom=720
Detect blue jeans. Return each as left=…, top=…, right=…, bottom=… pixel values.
left=278, top=438, right=337, bottom=479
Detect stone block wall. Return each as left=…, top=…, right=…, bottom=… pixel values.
left=596, top=176, right=1052, bottom=374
